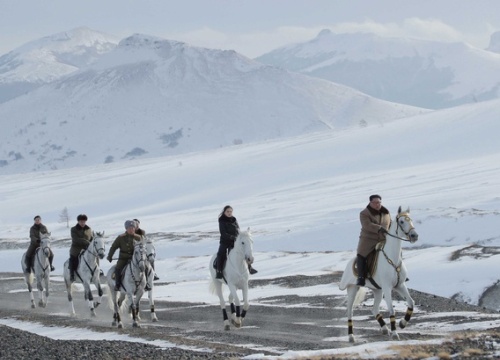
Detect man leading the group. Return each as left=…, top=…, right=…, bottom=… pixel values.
left=356, top=195, right=391, bottom=286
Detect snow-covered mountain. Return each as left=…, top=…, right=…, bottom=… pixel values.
left=0, top=33, right=425, bottom=174
left=256, top=29, right=500, bottom=109
left=0, top=27, right=118, bottom=104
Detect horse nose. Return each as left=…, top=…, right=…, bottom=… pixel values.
left=410, top=231, right=418, bottom=242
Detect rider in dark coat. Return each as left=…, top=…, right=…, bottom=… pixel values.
left=215, top=205, right=257, bottom=279
left=107, top=220, right=142, bottom=291
left=69, top=214, right=93, bottom=281
left=25, top=215, right=55, bottom=273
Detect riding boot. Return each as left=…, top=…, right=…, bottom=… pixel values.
left=25, top=256, right=32, bottom=274
left=69, top=256, right=75, bottom=281
left=114, top=267, right=122, bottom=291
left=152, top=261, right=160, bottom=281
left=248, top=264, right=258, bottom=275
left=49, top=252, right=55, bottom=271
left=356, top=254, right=367, bottom=286
left=215, top=253, right=225, bottom=279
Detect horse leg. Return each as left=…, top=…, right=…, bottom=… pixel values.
left=36, top=275, right=45, bottom=308
left=228, top=284, right=241, bottom=328
left=44, top=273, right=50, bottom=306
left=394, top=284, right=415, bottom=329
left=24, top=273, right=35, bottom=308
left=94, top=277, right=103, bottom=309
left=214, top=280, right=230, bottom=330
left=381, top=286, right=399, bottom=340
left=116, top=293, right=126, bottom=328
left=83, top=282, right=96, bottom=317
left=240, top=284, right=250, bottom=326
left=371, top=288, right=388, bottom=335
left=65, top=279, right=76, bottom=315
left=128, top=292, right=141, bottom=328
left=148, top=288, right=158, bottom=322
left=346, top=284, right=359, bottom=343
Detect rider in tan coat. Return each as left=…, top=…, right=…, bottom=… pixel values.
left=356, top=195, right=391, bottom=286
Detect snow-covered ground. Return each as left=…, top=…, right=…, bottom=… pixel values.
left=1, top=98, right=500, bottom=357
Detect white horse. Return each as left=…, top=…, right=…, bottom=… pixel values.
left=209, top=229, right=254, bottom=330
left=141, top=238, right=158, bottom=322
left=107, top=242, right=147, bottom=328
left=63, top=231, right=106, bottom=317
left=21, top=232, right=52, bottom=308
left=339, top=206, right=419, bottom=343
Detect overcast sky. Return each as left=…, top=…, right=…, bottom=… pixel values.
left=1, top=0, right=500, bottom=58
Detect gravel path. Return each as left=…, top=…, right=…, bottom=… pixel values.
left=1, top=272, right=500, bottom=359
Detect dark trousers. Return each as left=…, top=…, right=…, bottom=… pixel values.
left=69, top=255, right=79, bottom=275
left=216, top=243, right=230, bottom=273
left=114, top=267, right=122, bottom=289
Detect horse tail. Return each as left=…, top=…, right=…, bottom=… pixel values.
left=209, top=278, right=217, bottom=295
left=353, top=287, right=367, bottom=307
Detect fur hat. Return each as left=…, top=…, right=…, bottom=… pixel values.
left=124, top=220, right=136, bottom=229
left=77, top=214, right=88, bottom=221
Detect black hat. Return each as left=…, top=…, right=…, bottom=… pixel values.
left=34, top=215, right=41, bottom=220
left=369, top=194, right=382, bottom=201
left=77, top=214, right=88, bottom=221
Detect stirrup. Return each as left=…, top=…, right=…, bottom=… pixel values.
left=114, top=284, right=121, bottom=291
left=249, top=267, right=258, bottom=275
left=356, top=277, right=365, bottom=286
left=70, top=274, right=75, bottom=282
left=216, top=272, right=223, bottom=279
left=154, top=275, right=160, bottom=281
left=50, top=265, right=55, bottom=271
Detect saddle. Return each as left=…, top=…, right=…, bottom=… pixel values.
left=352, top=241, right=385, bottom=280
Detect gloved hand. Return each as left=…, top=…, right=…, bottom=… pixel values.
left=378, top=227, right=388, bottom=234
left=107, top=255, right=112, bottom=263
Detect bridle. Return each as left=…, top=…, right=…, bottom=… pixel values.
left=386, top=213, right=416, bottom=243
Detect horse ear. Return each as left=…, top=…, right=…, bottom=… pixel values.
left=247, top=227, right=251, bottom=232
left=398, top=206, right=402, bottom=214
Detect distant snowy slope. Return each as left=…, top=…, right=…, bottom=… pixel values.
left=0, top=34, right=425, bottom=174
left=256, top=30, right=500, bottom=109
left=0, top=27, right=117, bottom=104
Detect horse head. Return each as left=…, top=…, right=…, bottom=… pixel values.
left=145, top=239, right=156, bottom=265
left=39, top=232, right=51, bottom=257
left=133, top=242, right=147, bottom=272
left=236, top=228, right=254, bottom=265
left=92, top=231, right=106, bottom=260
left=396, top=206, right=418, bottom=243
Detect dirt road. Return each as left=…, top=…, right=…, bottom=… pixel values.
left=1, top=272, right=499, bottom=359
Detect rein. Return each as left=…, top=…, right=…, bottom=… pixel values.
left=378, top=212, right=415, bottom=287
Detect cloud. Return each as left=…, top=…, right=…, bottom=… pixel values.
left=161, top=18, right=494, bottom=58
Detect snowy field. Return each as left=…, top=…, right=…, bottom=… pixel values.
left=1, top=98, right=500, bottom=358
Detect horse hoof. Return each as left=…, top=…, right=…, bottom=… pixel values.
left=152, top=316, right=158, bottom=322
left=91, top=311, right=96, bottom=318
left=399, top=319, right=407, bottom=329
left=224, top=324, right=230, bottom=331
left=118, top=323, right=123, bottom=329
left=94, top=302, right=100, bottom=308
left=31, top=304, right=36, bottom=309
left=133, top=322, right=141, bottom=328
left=348, top=335, right=355, bottom=343
left=391, top=332, right=400, bottom=340
left=381, top=326, right=389, bottom=335
left=112, top=321, right=117, bottom=327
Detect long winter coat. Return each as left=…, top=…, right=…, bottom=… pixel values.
left=70, top=224, right=93, bottom=257
left=219, top=215, right=239, bottom=247
left=27, top=223, right=49, bottom=257
left=357, top=205, right=391, bottom=257
left=107, top=232, right=142, bottom=269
